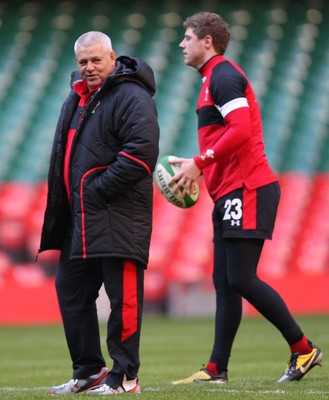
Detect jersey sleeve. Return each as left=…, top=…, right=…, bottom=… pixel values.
left=194, top=63, right=252, bottom=170
left=211, top=61, right=248, bottom=110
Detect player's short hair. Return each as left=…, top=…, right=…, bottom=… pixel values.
left=183, top=12, right=231, bottom=55
left=74, top=31, right=112, bottom=54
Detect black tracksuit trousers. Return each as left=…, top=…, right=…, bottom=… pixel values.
left=55, top=233, right=144, bottom=387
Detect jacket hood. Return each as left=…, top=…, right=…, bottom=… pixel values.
left=70, top=55, right=156, bottom=97
left=113, top=56, right=156, bottom=97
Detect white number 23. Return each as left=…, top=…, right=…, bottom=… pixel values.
left=223, top=198, right=242, bottom=221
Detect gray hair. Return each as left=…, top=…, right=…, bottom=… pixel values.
left=74, top=31, right=112, bottom=54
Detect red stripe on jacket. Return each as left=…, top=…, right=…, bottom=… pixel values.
left=119, top=151, right=151, bottom=174
left=79, top=166, right=108, bottom=258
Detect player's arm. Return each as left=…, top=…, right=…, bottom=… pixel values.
left=193, top=62, right=252, bottom=169
left=169, top=64, right=250, bottom=194
left=169, top=105, right=251, bottom=195
left=194, top=105, right=251, bottom=169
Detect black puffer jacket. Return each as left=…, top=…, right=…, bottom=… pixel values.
left=38, top=56, right=160, bottom=266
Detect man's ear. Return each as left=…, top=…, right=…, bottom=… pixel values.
left=110, top=50, right=116, bottom=67
left=203, top=35, right=213, bottom=50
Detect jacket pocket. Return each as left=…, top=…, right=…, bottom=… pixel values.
left=79, top=166, right=111, bottom=258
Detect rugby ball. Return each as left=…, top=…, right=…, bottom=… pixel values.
left=154, top=155, right=199, bottom=208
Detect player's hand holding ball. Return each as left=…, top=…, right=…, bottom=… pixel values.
left=154, top=155, right=201, bottom=208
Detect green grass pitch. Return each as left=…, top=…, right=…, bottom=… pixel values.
left=0, top=315, right=328, bottom=399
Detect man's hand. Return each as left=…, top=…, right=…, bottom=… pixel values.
left=168, top=156, right=201, bottom=197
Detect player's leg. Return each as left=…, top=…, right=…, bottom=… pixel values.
left=225, top=237, right=323, bottom=382
left=172, top=207, right=242, bottom=385
left=226, top=238, right=303, bottom=341
left=206, top=238, right=242, bottom=376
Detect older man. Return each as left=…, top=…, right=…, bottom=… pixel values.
left=38, top=31, right=159, bottom=395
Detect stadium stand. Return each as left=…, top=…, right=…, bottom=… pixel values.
left=0, top=0, right=329, bottom=322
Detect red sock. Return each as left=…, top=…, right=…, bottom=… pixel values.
left=290, top=336, right=312, bottom=355
left=205, top=362, right=218, bottom=375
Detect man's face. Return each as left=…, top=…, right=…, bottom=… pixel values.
left=179, top=27, right=207, bottom=69
left=76, top=43, right=116, bottom=91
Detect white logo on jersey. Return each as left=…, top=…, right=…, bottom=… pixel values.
left=200, top=149, right=214, bottom=161
left=204, top=87, right=209, bottom=101
left=202, top=76, right=207, bottom=83
left=231, top=220, right=241, bottom=226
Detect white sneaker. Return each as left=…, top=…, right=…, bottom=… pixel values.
left=85, top=376, right=140, bottom=395
left=50, top=367, right=109, bottom=395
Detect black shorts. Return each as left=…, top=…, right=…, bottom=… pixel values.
left=213, top=181, right=280, bottom=241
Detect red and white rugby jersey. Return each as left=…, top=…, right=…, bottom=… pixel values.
left=193, top=55, right=278, bottom=202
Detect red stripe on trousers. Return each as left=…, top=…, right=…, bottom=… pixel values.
left=121, top=260, right=138, bottom=341
left=242, top=187, right=257, bottom=230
